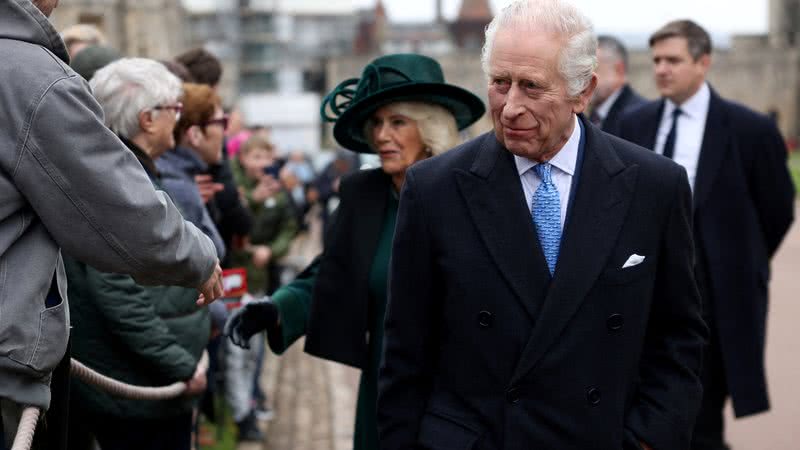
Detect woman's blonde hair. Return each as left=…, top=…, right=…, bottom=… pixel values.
left=366, top=101, right=460, bottom=156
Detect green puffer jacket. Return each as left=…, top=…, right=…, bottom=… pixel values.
left=65, top=143, right=210, bottom=419
left=65, top=259, right=210, bottom=419
left=230, top=158, right=298, bottom=293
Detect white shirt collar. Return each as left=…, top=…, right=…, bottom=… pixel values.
left=595, top=85, right=624, bottom=120
left=665, top=82, right=710, bottom=120
left=514, top=115, right=580, bottom=177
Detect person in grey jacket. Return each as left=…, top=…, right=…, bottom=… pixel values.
left=0, top=0, right=225, bottom=447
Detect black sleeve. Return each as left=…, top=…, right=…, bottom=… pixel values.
left=625, top=166, right=707, bottom=450
left=208, top=158, right=252, bottom=262
left=746, top=121, right=795, bottom=257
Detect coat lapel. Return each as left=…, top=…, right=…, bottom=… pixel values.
left=692, top=89, right=730, bottom=211
left=602, top=84, right=630, bottom=130
left=455, top=134, right=552, bottom=322
left=510, top=120, right=639, bottom=384
left=642, top=100, right=665, bottom=149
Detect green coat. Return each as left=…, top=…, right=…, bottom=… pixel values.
left=266, top=169, right=398, bottom=450
left=65, top=146, right=209, bottom=420
left=230, top=158, right=298, bottom=294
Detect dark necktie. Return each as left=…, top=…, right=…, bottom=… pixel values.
left=661, top=108, right=683, bottom=159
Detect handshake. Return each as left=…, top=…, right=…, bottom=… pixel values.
left=223, top=296, right=281, bottom=349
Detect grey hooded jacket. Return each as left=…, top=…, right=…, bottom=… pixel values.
left=0, top=0, right=217, bottom=409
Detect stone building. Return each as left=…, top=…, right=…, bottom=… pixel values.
left=49, top=0, right=186, bottom=60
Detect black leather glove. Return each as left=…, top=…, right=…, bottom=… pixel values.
left=224, top=297, right=280, bottom=349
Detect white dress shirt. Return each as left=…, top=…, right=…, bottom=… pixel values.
left=514, top=115, right=581, bottom=230
left=595, top=85, right=624, bottom=122
left=654, top=82, right=710, bottom=189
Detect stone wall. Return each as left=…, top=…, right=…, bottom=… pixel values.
left=626, top=45, right=800, bottom=140
left=50, top=0, right=187, bottom=60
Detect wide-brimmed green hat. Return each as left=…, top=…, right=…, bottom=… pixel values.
left=321, top=53, right=485, bottom=153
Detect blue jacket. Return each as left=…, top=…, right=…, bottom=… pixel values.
left=157, top=146, right=226, bottom=260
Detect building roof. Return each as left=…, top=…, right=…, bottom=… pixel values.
left=182, top=0, right=356, bottom=15
left=386, top=22, right=451, bottom=41
left=457, top=0, right=493, bottom=22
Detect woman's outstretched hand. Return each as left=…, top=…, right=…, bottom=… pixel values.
left=224, top=297, right=280, bottom=349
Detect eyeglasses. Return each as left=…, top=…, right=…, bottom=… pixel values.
left=203, top=114, right=229, bottom=131
left=152, top=102, right=183, bottom=121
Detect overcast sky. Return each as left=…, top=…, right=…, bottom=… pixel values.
left=356, top=0, right=769, bottom=34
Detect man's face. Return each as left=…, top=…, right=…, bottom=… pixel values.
left=32, top=0, right=59, bottom=17
left=150, top=100, right=181, bottom=158
left=651, top=36, right=709, bottom=105
left=487, top=28, right=595, bottom=162
left=592, top=47, right=625, bottom=107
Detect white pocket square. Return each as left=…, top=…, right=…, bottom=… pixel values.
left=622, top=254, right=646, bottom=269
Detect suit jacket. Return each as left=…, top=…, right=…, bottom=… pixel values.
left=304, top=168, right=394, bottom=368
left=618, top=88, right=795, bottom=416
left=378, top=116, right=707, bottom=450
left=601, top=84, right=646, bottom=137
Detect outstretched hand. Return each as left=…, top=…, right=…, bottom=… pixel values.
left=197, top=261, right=224, bottom=306
left=184, top=362, right=208, bottom=396
left=224, top=297, right=280, bottom=349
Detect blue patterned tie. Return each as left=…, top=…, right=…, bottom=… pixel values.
left=532, top=163, right=561, bottom=275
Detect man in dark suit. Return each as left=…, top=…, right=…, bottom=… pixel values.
left=377, top=1, right=707, bottom=449
left=589, top=35, right=647, bottom=137
left=618, top=19, right=795, bottom=450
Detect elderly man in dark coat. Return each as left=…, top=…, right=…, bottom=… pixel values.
left=378, top=1, right=707, bottom=449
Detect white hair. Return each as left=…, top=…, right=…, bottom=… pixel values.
left=481, top=0, right=597, bottom=98
left=89, top=58, right=182, bottom=138
left=366, top=102, right=460, bottom=156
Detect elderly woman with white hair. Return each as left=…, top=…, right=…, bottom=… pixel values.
left=63, top=58, right=209, bottom=450
left=224, top=53, right=485, bottom=449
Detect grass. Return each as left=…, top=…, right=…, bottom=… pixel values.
left=790, top=151, right=800, bottom=193
left=198, top=397, right=238, bottom=450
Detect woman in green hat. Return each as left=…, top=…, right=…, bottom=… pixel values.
left=224, top=53, right=485, bottom=449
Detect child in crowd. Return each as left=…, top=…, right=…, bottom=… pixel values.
left=225, top=135, right=298, bottom=442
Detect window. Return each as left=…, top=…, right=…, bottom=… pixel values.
left=241, top=72, right=277, bottom=93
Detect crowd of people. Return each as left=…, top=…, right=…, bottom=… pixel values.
left=0, top=1, right=363, bottom=448
left=53, top=45, right=370, bottom=449
left=0, top=0, right=796, bottom=450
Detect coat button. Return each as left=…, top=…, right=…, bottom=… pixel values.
left=477, top=310, right=493, bottom=328
left=506, top=387, right=521, bottom=404
left=607, top=314, right=624, bottom=331
left=587, top=387, right=601, bottom=405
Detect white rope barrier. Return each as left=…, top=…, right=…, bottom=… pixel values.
left=11, top=352, right=209, bottom=450
left=9, top=408, right=39, bottom=450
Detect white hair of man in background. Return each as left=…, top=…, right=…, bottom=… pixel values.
left=592, top=35, right=629, bottom=107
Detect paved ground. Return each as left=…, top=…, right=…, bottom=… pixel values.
left=242, top=203, right=800, bottom=450
left=236, top=207, right=361, bottom=450
left=725, top=210, right=800, bottom=449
